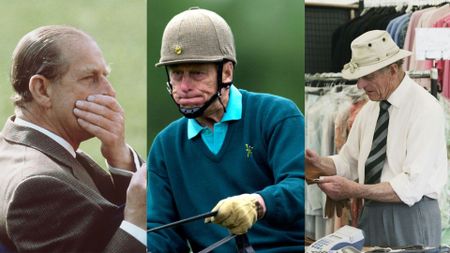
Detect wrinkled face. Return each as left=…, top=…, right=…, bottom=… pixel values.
left=49, top=35, right=115, bottom=143
left=357, top=67, right=393, bottom=101
left=168, top=63, right=218, bottom=109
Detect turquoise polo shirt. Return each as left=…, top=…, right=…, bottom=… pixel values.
left=187, top=85, right=242, bottom=154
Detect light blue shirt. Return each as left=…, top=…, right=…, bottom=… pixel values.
left=187, top=85, right=242, bottom=154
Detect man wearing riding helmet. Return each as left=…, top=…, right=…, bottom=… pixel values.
left=147, top=7, right=304, bottom=253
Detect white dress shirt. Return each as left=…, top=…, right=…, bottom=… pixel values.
left=331, top=75, right=448, bottom=206
left=14, top=117, right=146, bottom=245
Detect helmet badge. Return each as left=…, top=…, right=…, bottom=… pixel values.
left=174, top=45, right=182, bottom=55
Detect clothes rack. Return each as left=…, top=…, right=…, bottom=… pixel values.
left=306, top=2, right=359, bottom=10
left=306, top=70, right=440, bottom=97
left=363, top=0, right=449, bottom=8
left=305, top=73, right=355, bottom=84
left=407, top=69, right=440, bottom=97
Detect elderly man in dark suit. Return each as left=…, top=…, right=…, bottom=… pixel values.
left=0, top=25, right=146, bottom=253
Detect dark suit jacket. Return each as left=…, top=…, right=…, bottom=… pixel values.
left=0, top=116, right=145, bottom=253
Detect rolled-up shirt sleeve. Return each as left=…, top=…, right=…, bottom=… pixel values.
left=388, top=106, right=447, bottom=206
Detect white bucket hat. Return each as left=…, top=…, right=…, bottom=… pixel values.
left=341, top=30, right=412, bottom=80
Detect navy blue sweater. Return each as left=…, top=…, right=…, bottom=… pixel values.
left=148, top=89, right=305, bottom=253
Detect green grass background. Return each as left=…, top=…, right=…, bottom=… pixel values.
left=0, top=0, right=146, bottom=167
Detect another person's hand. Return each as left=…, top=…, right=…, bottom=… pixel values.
left=205, top=193, right=262, bottom=235
left=74, top=94, right=133, bottom=170
left=124, top=163, right=147, bottom=230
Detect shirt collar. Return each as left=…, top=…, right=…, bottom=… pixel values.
left=386, top=73, right=410, bottom=109
left=187, top=85, right=242, bottom=139
left=14, top=117, right=77, bottom=158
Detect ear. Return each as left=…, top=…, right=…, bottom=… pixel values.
left=29, top=74, right=52, bottom=108
left=389, top=63, right=399, bottom=75
left=222, top=61, right=234, bottom=83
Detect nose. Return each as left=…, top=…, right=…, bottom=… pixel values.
left=178, top=75, right=193, bottom=93
left=101, top=76, right=116, bottom=97
left=356, top=79, right=367, bottom=89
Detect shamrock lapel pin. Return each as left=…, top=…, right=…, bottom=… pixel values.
left=245, top=144, right=254, bottom=158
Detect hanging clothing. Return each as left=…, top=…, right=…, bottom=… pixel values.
left=386, top=13, right=411, bottom=47
left=395, top=14, right=410, bottom=49
left=305, top=83, right=366, bottom=240
left=306, top=86, right=345, bottom=240
left=405, top=5, right=450, bottom=90
left=403, top=8, right=430, bottom=70
left=331, top=7, right=404, bottom=72
left=430, top=14, right=450, bottom=99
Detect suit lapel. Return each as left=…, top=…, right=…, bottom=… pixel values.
left=2, top=116, right=103, bottom=194
left=76, top=151, right=117, bottom=202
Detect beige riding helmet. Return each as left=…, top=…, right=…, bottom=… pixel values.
left=156, top=7, right=237, bottom=67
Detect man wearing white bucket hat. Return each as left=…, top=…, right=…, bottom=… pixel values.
left=306, top=30, right=447, bottom=247
left=148, top=7, right=304, bottom=253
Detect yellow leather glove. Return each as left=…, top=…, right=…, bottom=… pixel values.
left=205, top=194, right=260, bottom=235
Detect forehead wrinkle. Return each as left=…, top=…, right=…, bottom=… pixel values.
left=77, top=63, right=110, bottom=76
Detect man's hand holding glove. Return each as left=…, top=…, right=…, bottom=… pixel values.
left=305, top=151, right=350, bottom=219
left=205, top=193, right=265, bottom=235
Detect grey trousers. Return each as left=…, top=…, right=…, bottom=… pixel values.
left=359, top=197, right=441, bottom=247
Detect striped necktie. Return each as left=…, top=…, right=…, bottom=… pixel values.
left=364, top=100, right=391, bottom=184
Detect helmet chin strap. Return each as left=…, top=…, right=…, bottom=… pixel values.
left=165, top=61, right=232, bottom=119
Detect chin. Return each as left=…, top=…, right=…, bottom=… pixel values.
left=367, top=94, right=380, bottom=101
left=180, top=104, right=201, bottom=109
left=77, top=129, right=95, bottom=143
